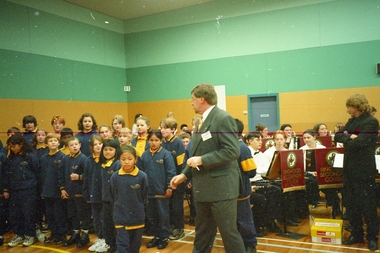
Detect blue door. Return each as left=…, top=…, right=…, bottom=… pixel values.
left=248, top=95, right=279, bottom=133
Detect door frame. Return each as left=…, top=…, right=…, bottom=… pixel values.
left=247, top=94, right=280, bottom=132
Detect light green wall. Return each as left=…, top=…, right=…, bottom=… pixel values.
left=125, top=0, right=380, bottom=68
left=1, top=0, right=379, bottom=103
left=1, top=0, right=125, bottom=68
left=124, top=0, right=380, bottom=102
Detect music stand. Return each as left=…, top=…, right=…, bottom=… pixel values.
left=267, top=150, right=307, bottom=240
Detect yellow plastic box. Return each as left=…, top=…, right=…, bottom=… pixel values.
left=310, top=218, right=343, bottom=244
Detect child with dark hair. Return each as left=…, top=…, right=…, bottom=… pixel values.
left=76, top=113, right=99, bottom=157
left=234, top=119, right=258, bottom=253
left=110, top=145, right=148, bottom=253
left=5, top=135, right=39, bottom=247
left=100, top=139, right=121, bottom=253
left=131, top=113, right=143, bottom=138
left=60, top=127, right=74, bottom=155
left=140, top=129, right=176, bottom=250
left=61, top=136, right=92, bottom=248
left=22, top=115, right=38, bottom=146
left=1, top=127, right=22, bottom=156
left=0, top=151, right=6, bottom=246
left=40, top=133, right=69, bottom=245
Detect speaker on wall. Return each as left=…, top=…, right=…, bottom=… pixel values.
left=377, top=63, right=380, bottom=74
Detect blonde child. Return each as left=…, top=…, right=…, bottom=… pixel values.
left=111, top=115, right=125, bottom=138
left=131, top=116, right=150, bottom=157
left=40, top=133, right=69, bottom=244
left=83, top=135, right=109, bottom=252
left=160, top=118, right=186, bottom=240
left=61, top=136, right=92, bottom=248
left=99, top=124, right=113, bottom=141
left=118, top=127, right=132, bottom=147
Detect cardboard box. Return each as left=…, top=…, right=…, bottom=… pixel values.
left=311, top=218, right=343, bottom=244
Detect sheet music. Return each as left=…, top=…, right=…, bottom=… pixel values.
left=376, top=155, right=380, bottom=173
left=332, top=153, right=344, bottom=168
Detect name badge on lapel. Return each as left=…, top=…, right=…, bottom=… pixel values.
left=201, top=131, right=212, bottom=141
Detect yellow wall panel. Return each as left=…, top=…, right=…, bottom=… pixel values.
left=1, top=87, right=378, bottom=146
left=0, top=99, right=128, bottom=144
left=280, top=86, right=380, bottom=134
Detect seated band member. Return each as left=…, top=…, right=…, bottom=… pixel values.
left=245, top=132, right=283, bottom=234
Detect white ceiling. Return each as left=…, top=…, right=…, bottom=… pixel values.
left=65, top=0, right=215, bottom=20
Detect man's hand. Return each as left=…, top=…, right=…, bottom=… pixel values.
left=170, top=174, right=187, bottom=190
left=187, top=156, right=202, bottom=168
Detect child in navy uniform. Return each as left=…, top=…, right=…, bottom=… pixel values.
left=140, top=129, right=176, bottom=250
left=83, top=135, right=107, bottom=252
left=131, top=116, right=151, bottom=157
left=32, top=128, right=49, bottom=158
left=110, top=146, right=148, bottom=253
left=160, top=118, right=186, bottom=240
left=61, top=136, right=92, bottom=248
left=22, top=115, right=38, bottom=146
left=40, top=133, right=69, bottom=245
left=100, top=139, right=121, bottom=253
left=0, top=151, right=6, bottom=246
left=235, top=119, right=258, bottom=253
left=76, top=113, right=98, bottom=157
left=5, top=135, right=39, bottom=247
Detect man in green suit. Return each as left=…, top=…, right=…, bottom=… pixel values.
left=171, top=83, right=247, bottom=253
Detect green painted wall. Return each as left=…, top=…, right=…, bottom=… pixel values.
left=125, top=0, right=380, bottom=102
left=0, top=0, right=379, bottom=103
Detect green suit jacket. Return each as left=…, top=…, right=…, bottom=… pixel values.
left=183, top=106, right=241, bottom=202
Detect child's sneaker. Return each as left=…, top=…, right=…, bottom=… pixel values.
left=8, top=235, right=24, bottom=247
left=36, top=228, right=47, bottom=242
left=88, top=238, right=103, bottom=252
left=22, top=236, right=36, bottom=247
left=95, top=240, right=110, bottom=253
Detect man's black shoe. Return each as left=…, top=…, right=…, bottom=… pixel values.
left=256, top=227, right=267, bottom=237
left=368, top=240, right=378, bottom=251
left=77, top=233, right=90, bottom=248
left=267, top=221, right=282, bottom=233
left=343, top=235, right=364, bottom=245
left=146, top=237, right=159, bottom=248
left=63, top=232, right=80, bottom=246
left=157, top=238, right=169, bottom=250
left=245, top=245, right=256, bottom=253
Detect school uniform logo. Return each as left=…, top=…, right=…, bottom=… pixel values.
left=156, top=159, right=164, bottom=164
left=130, top=184, right=141, bottom=189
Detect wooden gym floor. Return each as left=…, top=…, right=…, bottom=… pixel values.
left=1, top=198, right=379, bottom=253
